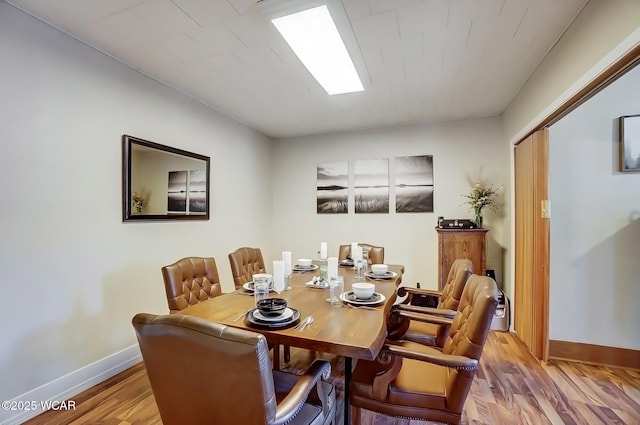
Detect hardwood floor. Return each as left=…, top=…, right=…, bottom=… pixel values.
left=23, top=332, right=640, bottom=425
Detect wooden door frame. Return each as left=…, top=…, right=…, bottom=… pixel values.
left=512, top=44, right=640, bottom=361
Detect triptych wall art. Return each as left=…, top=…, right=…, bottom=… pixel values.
left=317, top=155, right=434, bottom=214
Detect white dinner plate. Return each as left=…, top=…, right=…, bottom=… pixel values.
left=242, top=281, right=274, bottom=292
left=340, top=291, right=386, bottom=306
left=293, top=264, right=318, bottom=272
left=252, top=307, right=294, bottom=322
left=364, top=270, right=398, bottom=280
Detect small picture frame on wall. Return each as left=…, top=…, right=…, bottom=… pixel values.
left=619, top=114, right=640, bottom=172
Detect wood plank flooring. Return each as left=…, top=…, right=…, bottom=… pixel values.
left=23, top=332, right=640, bottom=425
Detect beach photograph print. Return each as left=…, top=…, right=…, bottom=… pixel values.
left=188, top=170, right=207, bottom=214
left=354, top=159, right=389, bottom=214
left=167, top=170, right=187, bottom=213
left=317, top=161, right=348, bottom=214
left=395, top=155, right=434, bottom=212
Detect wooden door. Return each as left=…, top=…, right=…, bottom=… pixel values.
left=514, top=129, right=550, bottom=360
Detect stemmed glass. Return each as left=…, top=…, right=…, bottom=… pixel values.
left=318, top=249, right=328, bottom=283
left=282, top=251, right=292, bottom=290
left=354, top=258, right=364, bottom=280
left=362, top=250, right=369, bottom=274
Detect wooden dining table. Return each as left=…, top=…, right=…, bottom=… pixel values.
left=180, top=262, right=404, bottom=424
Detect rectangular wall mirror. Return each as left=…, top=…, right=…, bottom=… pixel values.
left=122, top=135, right=210, bottom=221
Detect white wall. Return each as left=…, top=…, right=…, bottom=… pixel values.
left=503, top=0, right=640, bottom=143
left=271, top=119, right=510, bottom=292
left=0, top=2, right=273, bottom=417
left=548, top=64, right=640, bottom=350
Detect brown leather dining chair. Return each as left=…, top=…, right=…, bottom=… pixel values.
left=132, top=313, right=336, bottom=425
left=228, top=246, right=290, bottom=366
left=350, top=274, right=499, bottom=425
left=388, top=258, right=473, bottom=347
left=337, top=243, right=384, bottom=264
left=161, top=256, right=222, bottom=313
left=228, top=246, right=267, bottom=289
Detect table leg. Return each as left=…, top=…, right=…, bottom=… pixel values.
left=272, top=344, right=280, bottom=371
left=344, top=357, right=352, bottom=425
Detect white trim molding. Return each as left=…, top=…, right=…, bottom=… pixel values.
left=0, top=345, right=141, bottom=425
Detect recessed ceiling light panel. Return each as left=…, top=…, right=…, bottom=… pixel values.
left=260, top=2, right=365, bottom=95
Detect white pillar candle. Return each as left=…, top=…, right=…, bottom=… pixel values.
left=353, top=246, right=363, bottom=264
left=351, top=242, right=358, bottom=259
left=273, top=260, right=285, bottom=292
left=327, top=257, right=339, bottom=279
left=320, top=242, right=328, bottom=260
left=282, top=251, right=292, bottom=275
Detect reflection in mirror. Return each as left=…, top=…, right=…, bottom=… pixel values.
left=122, top=135, right=210, bottom=221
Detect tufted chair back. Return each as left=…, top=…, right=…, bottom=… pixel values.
left=388, top=258, right=473, bottom=347
left=338, top=243, right=384, bottom=264
left=228, top=247, right=266, bottom=289
left=161, top=257, right=222, bottom=313
left=133, top=313, right=336, bottom=425
left=438, top=259, right=473, bottom=310
left=441, top=274, right=499, bottom=412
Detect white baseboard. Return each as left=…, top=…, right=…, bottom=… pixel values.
left=0, top=345, right=141, bottom=425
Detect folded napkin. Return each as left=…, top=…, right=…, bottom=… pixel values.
left=305, top=277, right=329, bottom=288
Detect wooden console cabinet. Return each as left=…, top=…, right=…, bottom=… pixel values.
left=436, top=228, right=488, bottom=290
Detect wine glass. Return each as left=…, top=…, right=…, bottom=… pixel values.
left=362, top=250, right=369, bottom=273
left=273, top=275, right=285, bottom=295
left=354, top=258, right=364, bottom=280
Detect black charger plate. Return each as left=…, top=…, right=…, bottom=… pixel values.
left=244, top=308, right=301, bottom=330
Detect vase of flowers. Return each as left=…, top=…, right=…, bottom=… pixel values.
left=463, top=181, right=501, bottom=229
left=132, top=191, right=145, bottom=215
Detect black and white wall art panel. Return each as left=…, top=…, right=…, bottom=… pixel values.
left=317, top=161, right=348, bottom=214
left=395, top=155, right=434, bottom=213
left=354, top=159, right=389, bottom=214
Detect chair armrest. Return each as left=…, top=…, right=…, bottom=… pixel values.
left=392, top=308, right=454, bottom=326
left=383, top=341, right=478, bottom=371
left=398, top=286, right=442, bottom=298
left=273, top=360, right=332, bottom=425
left=396, top=304, right=457, bottom=319
left=369, top=341, right=478, bottom=398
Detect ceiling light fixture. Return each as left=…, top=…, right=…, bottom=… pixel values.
left=258, top=1, right=365, bottom=95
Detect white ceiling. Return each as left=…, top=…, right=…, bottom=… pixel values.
left=7, top=0, right=588, bottom=138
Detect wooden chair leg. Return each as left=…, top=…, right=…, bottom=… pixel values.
left=351, top=405, right=361, bottom=425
